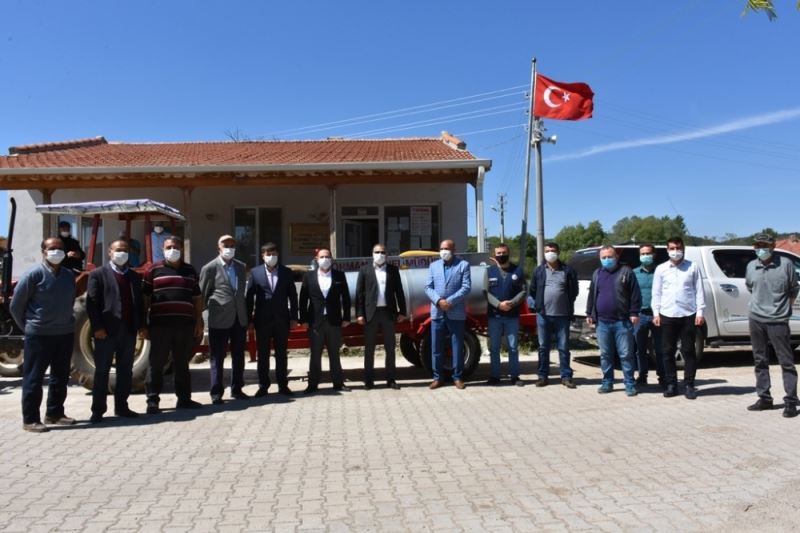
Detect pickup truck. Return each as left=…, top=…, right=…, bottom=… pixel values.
left=568, top=245, right=800, bottom=366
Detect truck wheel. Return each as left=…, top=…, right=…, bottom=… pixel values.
left=71, top=299, right=151, bottom=392
left=399, top=334, right=422, bottom=368
left=420, top=329, right=481, bottom=379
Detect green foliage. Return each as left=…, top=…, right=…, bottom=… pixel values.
left=608, top=215, right=687, bottom=245
left=742, top=0, right=800, bottom=20
left=553, top=221, right=606, bottom=261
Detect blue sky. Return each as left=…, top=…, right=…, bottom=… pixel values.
left=1, top=1, right=798, bottom=241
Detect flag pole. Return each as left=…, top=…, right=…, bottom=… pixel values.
left=518, top=58, right=537, bottom=267
left=534, top=118, right=545, bottom=267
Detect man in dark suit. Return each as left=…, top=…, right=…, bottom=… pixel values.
left=356, top=243, right=407, bottom=390
left=299, top=247, right=351, bottom=393
left=200, top=234, right=250, bottom=404
left=246, top=242, right=299, bottom=397
left=58, top=220, right=85, bottom=272
left=86, top=239, right=146, bottom=423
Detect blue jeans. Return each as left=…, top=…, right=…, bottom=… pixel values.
left=488, top=316, right=520, bottom=379
left=634, top=313, right=663, bottom=379
left=431, top=317, right=465, bottom=380
left=22, top=333, right=74, bottom=424
left=536, top=314, right=572, bottom=379
left=597, top=320, right=635, bottom=387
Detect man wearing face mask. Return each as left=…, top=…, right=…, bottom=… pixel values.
left=652, top=236, right=705, bottom=400
left=633, top=243, right=665, bottom=388
left=58, top=220, right=85, bottom=272
left=143, top=237, right=204, bottom=413
left=299, top=247, right=351, bottom=393
left=10, top=238, right=77, bottom=432
left=745, top=234, right=799, bottom=418
left=86, top=240, right=146, bottom=423
left=529, top=242, right=579, bottom=388
left=425, top=239, right=471, bottom=389
left=200, top=235, right=250, bottom=404
left=150, top=222, right=171, bottom=264
left=356, top=243, right=407, bottom=390
left=246, top=242, right=298, bottom=397
left=586, top=245, right=641, bottom=396
left=485, top=243, right=527, bottom=386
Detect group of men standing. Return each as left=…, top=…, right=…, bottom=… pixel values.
left=9, top=229, right=799, bottom=432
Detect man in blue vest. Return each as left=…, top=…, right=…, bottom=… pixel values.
left=485, top=243, right=527, bottom=386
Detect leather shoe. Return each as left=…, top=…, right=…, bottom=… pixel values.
left=535, top=377, right=549, bottom=387
left=89, top=413, right=103, bottom=424
left=783, top=403, right=798, bottom=418
left=561, top=378, right=576, bottom=389
left=253, top=387, right=268, bottom=399
left=429, top=380, right=443, bottom=390
left=146, top=404, right=161, bottom=414
left=115, top=408, right=140, bottom=418
left=747, top=398, right=773, bottom=411
left=635, top=375, right=648, bottom=387
left=278, top=387, right=294, bottom=396
left=486, top=377, right=501, bottom=386
left=211, top=396, right=224, bottom=405
left=44, top=415, right=77, bottom=426
left=364, top=382, right=375, bottom=390
left=303, top=386, right=318, bottom=395
left=511, top=377, right=525, bottom=387
left=333, top=385, right=351, bottom=392
left=684, top=386, right=698, bottom=400
left=176, top=399, right=202, bottom=409
left=231, top=390, right=251, bottom=400
left=23, top=422, right=49, bottom=433
left=388, top=381, right=401, bottom=390
left=454, top=380, right=466, bottom=390
left=663, top=384, right=678, bottom=398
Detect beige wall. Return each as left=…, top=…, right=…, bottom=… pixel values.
left=9, top=182, right=468, bottom=277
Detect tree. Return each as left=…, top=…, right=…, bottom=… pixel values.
left=608, top=215, right=687, bottom=245
left=554, top=220, right=606, bottom=261
left=743, top=0, right=800, bottom=20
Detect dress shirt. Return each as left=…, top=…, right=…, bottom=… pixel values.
left=375, top=264, right=387, bottom=307
left=220, top=257, right=237, bottom=292
left=265, top=265, right=278, bottom=292
left=318, top=269, right=332, bottom=314
left=652, top=259, right=705, bottom=318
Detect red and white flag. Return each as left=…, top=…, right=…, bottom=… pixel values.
left=533, top=74, right=594, bottom=121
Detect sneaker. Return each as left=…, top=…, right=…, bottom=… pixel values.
left=746, top=398, right=773, bottom=411
left=511, top=377, right=524, bottom=387
left=23, top=422, right=49, bottom=433
left=783, top=404, right=798, bottom=418
left=561, top=378, right=576, bottom=389
left=486, top=377, right=502, bottom=386
left=535, top=377, right=549, bottom=388
left=597, top=384, right=613, bottom=394
left=176, top=399, right=202, bottom=409
left=625, top=385, right=638, bottom=397
left=44, top=415, right=77, bottom=426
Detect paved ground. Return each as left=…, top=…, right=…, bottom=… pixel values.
left=1, top=346, right=799, bottom=532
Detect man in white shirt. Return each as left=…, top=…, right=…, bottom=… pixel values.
left=652, top=236, right=705, bottom=400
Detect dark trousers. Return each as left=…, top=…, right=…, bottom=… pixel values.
left=308, top=320, right=344, bottom=388
left=209, top=320, right=247, bottom=398
left=749, top=319, right=798, bottom=405
left=661, top=314, right=698, bottom=386
left=92, top=327, right=136, bottom=415
left=146, top=324, right=195, bottom=404
left=634, top=313, right=664, bottom=379
left=22, top=333, right=73, bottom=424
left=255, top=318, right=290, bottom=389
left=363, top=307, right=397, bottom=384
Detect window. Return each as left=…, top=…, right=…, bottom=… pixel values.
left=569, top=246, right=669, bottom=281
left=233, top=208, right=282, bottom=268
left=712, top=249, right=755, bottom=278
left=384, top=205, right=439, bottom=255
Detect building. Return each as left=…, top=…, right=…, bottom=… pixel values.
left=0, top=133, right=490, bottom=275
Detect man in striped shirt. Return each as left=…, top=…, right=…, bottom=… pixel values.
left=143, top=236, right=204, bottom=413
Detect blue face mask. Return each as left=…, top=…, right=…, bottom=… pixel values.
left=755, top=248, right=772, bottom=261
left=640, top=254, right=654, bottom=266
left=600, top=257, right=617, bottom=270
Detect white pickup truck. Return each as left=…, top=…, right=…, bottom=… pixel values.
left=568, top=245, right=800, bottom=365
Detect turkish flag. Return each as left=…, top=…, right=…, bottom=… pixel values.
left=533, top=74, right=594, bottom=120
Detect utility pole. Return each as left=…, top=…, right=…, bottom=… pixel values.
left=491, top=193, right=507, bottom=243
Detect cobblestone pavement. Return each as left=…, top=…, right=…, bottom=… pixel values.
left=1, top=347, right=799, bottom=532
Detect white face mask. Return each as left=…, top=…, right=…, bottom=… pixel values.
left=153, top=226, right=164, bottom=234
left=111, top=251, right=129, bottom=266
left=668, top=250, right=684, bottom=261
left=46, top=249, right=65, bottom=265
left=439, top=249, right=453, bottom=262
left=164, top=248, right=181, bottom=263
left=221, top=247, right=236, bottom=260
left=544, top=251, right=559, bottom=263
left=264, top=254, right=278, bottom=267
left=373, top=252, right=386, bottom=265
left=318, top=257, right=332, bottom=270
left=59, top=231, right=71, bottom=239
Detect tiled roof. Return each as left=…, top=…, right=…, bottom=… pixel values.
left=777, top=237, right=800, bottom=256
left=0, top=134, right=478, bottom=170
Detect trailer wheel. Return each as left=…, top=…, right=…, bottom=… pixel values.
left=71, top=299, right=151, bottom=392
left=0, top=339, right=23, bottom=377
left=420, top=329, right=481, bottom=379
left=399, top=334, right=422, bottom=368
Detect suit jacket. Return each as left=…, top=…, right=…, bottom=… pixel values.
left=86, top=263, right=145, bottom=336
left=425, top=257, right=472, bottom=320
left=299, top=269, right=351, bottom=327
left=355, top=263, right=407, bottom=322
left=246, top=264, right=299, bottom=325
left=200, top=257, right=248, bottom=329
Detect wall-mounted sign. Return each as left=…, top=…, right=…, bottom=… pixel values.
left=290, top=223, right=329, bottom=255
